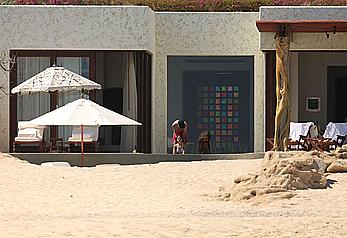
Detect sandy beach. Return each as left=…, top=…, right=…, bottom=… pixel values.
left=0, top=153, right=346, bottom=237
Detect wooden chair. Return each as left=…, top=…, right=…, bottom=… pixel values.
left=67, top=126, right=100, bottom=152
left=266, top=122, right=315, bottom=151
left=48, top=137, right=65, bottom=153
left=266, top=136, right=311, bottom=151
left=306, top=135, right=346, bottom=152
left=303, top=122, right=347, bottom=151
left=198, top=131, right=210, bottom=154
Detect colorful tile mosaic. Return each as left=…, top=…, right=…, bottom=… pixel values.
left=196, top=84, right=240, bottom=147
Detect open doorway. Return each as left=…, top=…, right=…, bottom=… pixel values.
left=95, top=52, right=125, bottom=152
left=168, top=56, right=254, bottom=154
left=96, top=51, right=151, bottom=153
left=328, top=66, right=347, bottom=123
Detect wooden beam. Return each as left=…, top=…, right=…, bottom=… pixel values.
left=256, top=20, right=347, bottom=33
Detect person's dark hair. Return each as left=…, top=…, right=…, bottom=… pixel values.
left=178, top=120, right=186, bottom=129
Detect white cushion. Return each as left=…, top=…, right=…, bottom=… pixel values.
left=70, top=126, right=99, bottom=141
left=68, top=137, right=94, bottom=142
left=17, top=121, right=45, bottom=141
left=14, top=136, right=40, bottom=142
left=16, top=128, right=42, bottom=141
left=18, top=128, right=37, bottom=137
left=71, top=131, right=92, bottom=139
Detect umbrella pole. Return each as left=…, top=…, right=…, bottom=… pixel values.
left=81, top=124, right=84, bottom=166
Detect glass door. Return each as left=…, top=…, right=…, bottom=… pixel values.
left=10, top=50, right=96, bottom=152
left=16, top=56, right=51, bottom=141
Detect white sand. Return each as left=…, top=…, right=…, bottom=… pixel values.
left=0, top=153, right=346, bottom=237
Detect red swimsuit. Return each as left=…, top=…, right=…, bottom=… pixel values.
left=172, top=130, right=187, bottom=144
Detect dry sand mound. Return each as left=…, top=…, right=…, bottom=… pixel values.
left=0, top=152, right=24, bottom=162
left=217, top=150, right=347, bottom=204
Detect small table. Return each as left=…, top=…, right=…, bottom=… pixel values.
left=49, top=138, right=64, bottom=152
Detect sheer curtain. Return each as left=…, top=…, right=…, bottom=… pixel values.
left=17, top=57, right=50, bottom=139
left=120, top=52, right=137, bottom=152
left=56, top=57, right=89, bottom=142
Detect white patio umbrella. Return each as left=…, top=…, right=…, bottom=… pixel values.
left=11, top=65, right=102, bottom=155
left=11, top=65, right=101, bottom=94
left=26, top=98, right=141, bottom=165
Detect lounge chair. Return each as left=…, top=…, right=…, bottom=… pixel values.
left=67, top=126, right=100, bottom=152
left=323, top=122, right=347, bottom=146
left=266, top=122, right=316, bottom=151
left=308, top=122, right=347, bottom=151
left=13, top=121, right=46, bottom=152
left=288, top=122, right=318, bottom=150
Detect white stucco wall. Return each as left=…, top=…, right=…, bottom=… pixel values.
left=0, top=6, right=265, bottom=153
left=154, top=12, right=265, bottom=153
left=0, top=6, right=155, bottom=152
left=0, top=6, right=155, bottom=51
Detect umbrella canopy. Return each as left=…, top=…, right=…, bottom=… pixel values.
left=11, top=66, right=101, bottom=94
left=26, top=98, right=141, bottom=126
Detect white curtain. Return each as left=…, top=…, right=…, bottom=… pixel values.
left=120, top=52, right=137, bottom=152
left=57, top=57, right=89, bottom=142
left=17, top=57, right=50, bottom=139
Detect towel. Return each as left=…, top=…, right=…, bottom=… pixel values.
left=15, top=128, right=42, bottom=141
left=323, top=122, right=347, bottom=141
left=289, top=122, right=314, bottom=141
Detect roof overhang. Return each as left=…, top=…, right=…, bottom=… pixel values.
left=256, top=20, right=347, bottom=33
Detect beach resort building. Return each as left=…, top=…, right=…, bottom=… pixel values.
left=0, top=5, right=347, bottom=154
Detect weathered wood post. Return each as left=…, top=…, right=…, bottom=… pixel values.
left=273, top=27, right=290, bottom=151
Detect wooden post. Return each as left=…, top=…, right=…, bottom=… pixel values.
left=81, top=125, right=84, bottom=166
left=273, top=36, right=290, bottom=151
